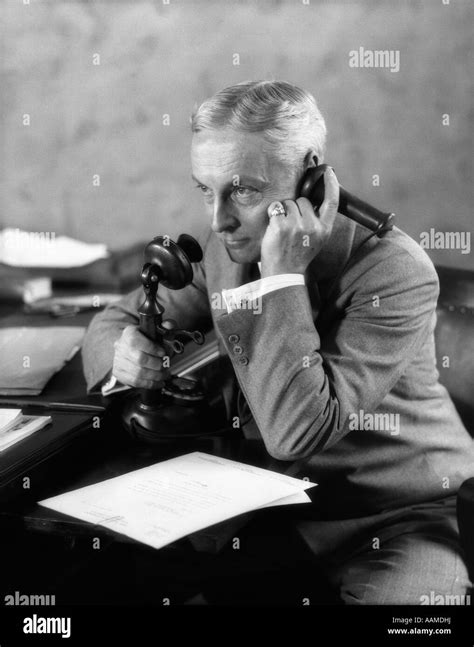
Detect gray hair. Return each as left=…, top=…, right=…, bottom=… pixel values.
left=190, top=80, right=327, bottom=173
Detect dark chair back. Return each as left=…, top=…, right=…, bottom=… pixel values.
left=435, top=266, right=474, bottom=436
left=436, top=266, right=474, bottom=585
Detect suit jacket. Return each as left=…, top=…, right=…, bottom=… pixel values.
left=82, top=216, right=474, bottom=552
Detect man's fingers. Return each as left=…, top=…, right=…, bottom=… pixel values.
left=117, top=346, right=167, bottom=372
left=113, top=355, right=170, bottom=389
left=295, top=196, right=319, bottom=229
left=114, top=352, right=166, bottom=378
left=281, top=199, right=303, bottom=224
left=115, top=369, right=164, bottom=390
left=121, top=325, right=167, bottom=358
left=319, top=167, right=339, bottom=229
left=162, top=319, right=177, bottom=330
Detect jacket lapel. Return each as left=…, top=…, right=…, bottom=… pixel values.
left=205, top=233, right=256, bottom=319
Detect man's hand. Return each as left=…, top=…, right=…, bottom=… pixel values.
left=260, top=166, right=339, bottom=277
left=112, top=323, right=173, bottom=389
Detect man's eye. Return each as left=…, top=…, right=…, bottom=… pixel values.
left=232, top=186, right=253, bottom=197
left=196, top=184, right=213, bottom=197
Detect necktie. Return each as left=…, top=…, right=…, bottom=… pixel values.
left=248, top=262, right=261, bottom=283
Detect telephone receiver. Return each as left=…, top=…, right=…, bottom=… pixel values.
left=298, top=162, right=395, bottom=237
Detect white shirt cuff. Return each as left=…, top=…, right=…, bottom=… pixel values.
left=101, top=374, right=131, bottom=396
left=222, top=274, right=305, bottom=314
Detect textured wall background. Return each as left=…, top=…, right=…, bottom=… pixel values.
left=1, top=0, right=473, bottom=269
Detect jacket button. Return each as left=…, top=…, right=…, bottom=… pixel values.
left=233, top=345, right=243, bottom=355
left=228, top=334, right=240, bottom=344
left=238, top=356, right=249, bottom=366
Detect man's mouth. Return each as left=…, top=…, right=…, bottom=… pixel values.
left=222, top=237, right=249, bottom=249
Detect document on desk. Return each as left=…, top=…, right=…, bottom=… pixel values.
left=0, top=326, right=85, bottom=395
left=39, top=452, right=317, bottom=550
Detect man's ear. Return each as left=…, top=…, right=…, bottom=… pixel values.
left=302, top=150, right=319, bottom=170
left=294, top=151, right=320, bottom=198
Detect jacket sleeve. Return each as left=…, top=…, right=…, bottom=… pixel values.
left=214, top=248, right=440, bottom=461
left=81, top=241, right=212, bottom=392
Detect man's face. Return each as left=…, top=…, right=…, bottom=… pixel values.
left=191, top=128, right=299, bottom=263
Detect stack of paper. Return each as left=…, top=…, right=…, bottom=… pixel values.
left=0, top=327, right=85, bottom=395
left=0, top=408, right=51, bottom=453
left=39, top=452, right=317, bottom=550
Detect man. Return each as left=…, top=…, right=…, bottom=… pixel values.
left=82, top=80, right=474, bottom=604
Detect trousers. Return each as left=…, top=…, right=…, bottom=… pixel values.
left=319, top=495, right=472, bottom=605
left=202, top=495, right=472, bottom=605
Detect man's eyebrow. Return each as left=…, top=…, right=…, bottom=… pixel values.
left=191, top=174, right=267, bottom=186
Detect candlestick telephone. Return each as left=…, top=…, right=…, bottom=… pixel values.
left=121, top=165, right=395, bottom=442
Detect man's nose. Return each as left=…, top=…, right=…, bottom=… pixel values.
left=210, top=198, right=238, bottom=233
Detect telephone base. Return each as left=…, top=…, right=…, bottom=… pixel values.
left=121, top=391, right=220, bottom=443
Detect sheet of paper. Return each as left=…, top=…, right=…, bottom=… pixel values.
left=0, top=415, right=51, bottom=452
left=39, top=452, right=317, bottom=550
left=0, top=409, right=22, bottom=434
left=259, top=490, right=311, bottom=508
left=0, top=228, right=109, bottom=267
left=0, top=327, right=85, bottom=395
